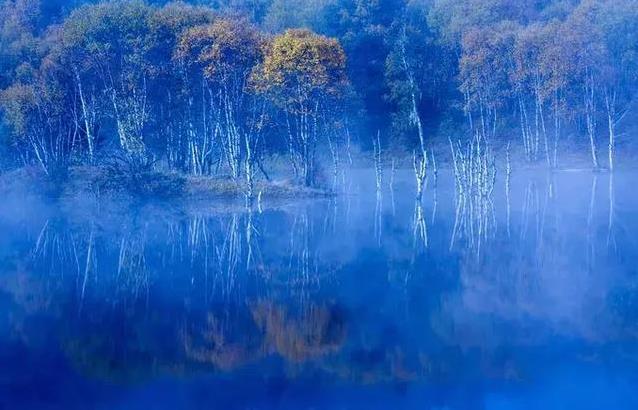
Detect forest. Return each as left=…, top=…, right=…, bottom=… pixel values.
left=0, top=0, right=637, bottom=197
left=2, top=2, right=638, bottom=407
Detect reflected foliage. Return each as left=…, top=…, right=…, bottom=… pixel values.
left=1, top=171, right=637, bottom=392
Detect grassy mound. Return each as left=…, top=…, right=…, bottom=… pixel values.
left=0, top=166, right=333, bottom=201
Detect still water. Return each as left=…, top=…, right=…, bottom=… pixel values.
left=1, top=170, right=638, bottom=409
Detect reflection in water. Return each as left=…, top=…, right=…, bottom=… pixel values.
left=1, top=170, right=638, bottom=407
left=252, top=301, right=346, bottom=362
left=608, top=173, right=616, bottom=251
left=375, top=190, right=383, bottom=247
left=449, top=135, right=497, bottom=259
left=412, top=200, right=428, bottom=255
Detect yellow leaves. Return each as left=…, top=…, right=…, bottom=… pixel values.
left=176, top=18, right=262, bottom=83
left=0, top=83, right=37, bottom=136
left=251, top=29, right=348, bottom=109
left=149, top=2, right=213, bottom=34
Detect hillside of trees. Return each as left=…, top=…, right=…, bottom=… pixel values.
left=1, top=0, right=637, bottom=195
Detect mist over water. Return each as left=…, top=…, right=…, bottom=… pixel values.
left=2, top=0, right=638, bottom=407
left=1, top=169, right=638, bottom=409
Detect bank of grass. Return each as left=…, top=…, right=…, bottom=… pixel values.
left=0, top=165, right=334, bottom=201
left=185, top=175, right=332, bottom=200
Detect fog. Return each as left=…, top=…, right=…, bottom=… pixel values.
left=1, top=0, right=638, bottom=408
left=1, top=168, right=638, bottom=408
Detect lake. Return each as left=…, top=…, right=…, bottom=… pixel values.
left=1, top=169, right=638, bottom=409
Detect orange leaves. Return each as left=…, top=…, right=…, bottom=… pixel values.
left=459, top=22, right=518, bottom=107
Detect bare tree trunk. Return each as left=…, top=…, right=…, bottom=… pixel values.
left=399, top=26, right=426, bottom=155
left=552, top=88, right=561, bottom=169
left=399, top=27, right=428, bottom=200
left=326, top=130, right=340, bottom=192
left=413, top=149, right=427, bottom=201
left=534, top=75, right=550, bottom=168
left=584, top=72, right=599, bottom=170
left=604, top=88, right=616, bottom=172
left=373, top=131, right=383, bottom=193
left=519, top=95, right=532, bottom=162
left=74, top=68, right=96, bottom=164
left=245, top=132, right=254, bottom=206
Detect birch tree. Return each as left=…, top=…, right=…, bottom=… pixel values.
left=252, top=29, right=348, bottom=187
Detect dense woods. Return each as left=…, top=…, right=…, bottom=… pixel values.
left=0, top=0, right=637, bottom=192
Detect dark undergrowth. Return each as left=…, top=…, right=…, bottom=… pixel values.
left=0, top=164, right=333, bottom=202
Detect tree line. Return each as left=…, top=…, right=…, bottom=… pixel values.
left=0, top=0, right=350, bottom=192
left=1, top=0, right=637, bottom=191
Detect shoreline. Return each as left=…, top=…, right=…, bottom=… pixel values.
left=0, top=166, right=335, bottom=202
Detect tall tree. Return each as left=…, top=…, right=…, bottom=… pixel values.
left=252, top=29, right=348, bottom=186
left=459, top=21, right=518, bottom=140
left=176, top=17, right=265, bottom=189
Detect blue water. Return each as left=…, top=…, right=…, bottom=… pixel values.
left=1, top=170, right=638, bottom=409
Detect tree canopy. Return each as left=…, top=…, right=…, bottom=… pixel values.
left=0, top=0, right=637, bottom=182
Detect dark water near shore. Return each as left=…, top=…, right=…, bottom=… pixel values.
left=1, top=170, right=638, bottom=409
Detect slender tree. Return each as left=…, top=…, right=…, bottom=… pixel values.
left=252, top=29, right=348, bottom=187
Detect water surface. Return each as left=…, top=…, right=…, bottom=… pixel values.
left=1, top=170, right=638, bottom=409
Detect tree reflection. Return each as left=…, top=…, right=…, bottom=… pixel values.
left=0, top=171, right=636, bottom=388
